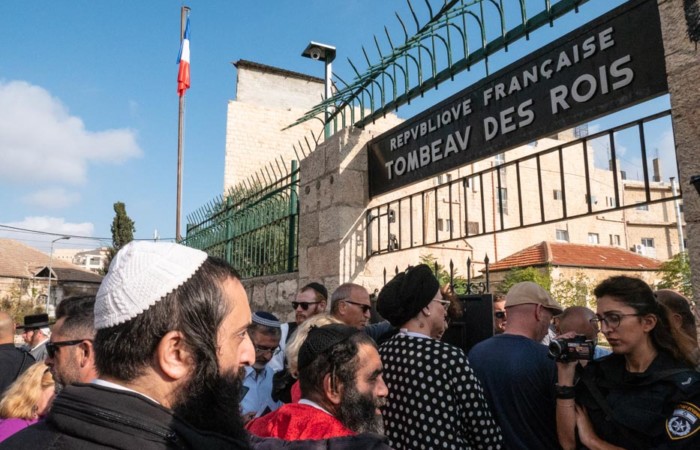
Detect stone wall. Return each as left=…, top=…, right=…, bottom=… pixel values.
left=224, top=62, right=327, bottom=192
left=657, top=0, right=700, bottom=302
left=241, top=271, right=298, bottom=323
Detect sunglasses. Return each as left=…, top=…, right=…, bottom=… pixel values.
left=343, top=300, right=371, bottom=314
left=46, top=339, right=92, bottom=359
left=494, top=311, right=506, bottom=320
left=292, top=301, right=322, bottom=311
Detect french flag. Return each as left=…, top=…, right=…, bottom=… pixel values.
left=177, top=17, right=191, bottom=97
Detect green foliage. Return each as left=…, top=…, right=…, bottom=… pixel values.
left=110, top=202, right=135, bottom=251
left=105, top=202, right=136, bottom=273
left=419, top=254, right=468, bottom=293
left=498, top=266, right=552, bottom=294
left=656, top=252, right=692, bottom=298
left=550, top=271, right=594, bottom=309
left=1, top=280, right=46, bottom=323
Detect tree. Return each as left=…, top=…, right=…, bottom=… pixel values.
left=104, top=202, right=136, bottom=273
left=419, top=254, right=468, bottom=293
left=550, top=271, right=594, bottom=309
left=498, top=266, right=552, bottom=294
left=656, top=252, right=692, bottom=298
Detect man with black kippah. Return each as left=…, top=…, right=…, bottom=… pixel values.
left=247, top=323, right=392, bottom=449
left=377, top=264, right=503, bottom=450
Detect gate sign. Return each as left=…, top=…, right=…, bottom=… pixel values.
left=368, top=0, right=667, bottom=197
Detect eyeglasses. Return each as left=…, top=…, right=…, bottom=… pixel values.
left=343, top=300, right=371, bottom=314
left=46, top=339, right=92, bottom=358
left=590, top=313, right=641, bottom=330
left=432, top=299, right=451, bottom=309
left=292, top=301, right=322, bottom=311
left=254, top=345, right=281, bottom=356
left=494, top=311, right=506, bottom=320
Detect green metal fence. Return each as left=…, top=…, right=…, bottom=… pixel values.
left=184, top=161, right=299, bottom=278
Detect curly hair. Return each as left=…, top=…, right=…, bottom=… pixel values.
left=0, top=361, right=54, bottom=419
left=298, top=330, right=374, bottom=401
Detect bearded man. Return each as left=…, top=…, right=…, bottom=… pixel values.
left=2, top=241, right=255, bottom=449
left=246, top=323, right=392, bottom=449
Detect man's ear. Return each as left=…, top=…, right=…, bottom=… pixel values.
left=320, top=301, right=328, bottom=312
left=323, top=372, right=343, bottom=406
left=155, top=331, right=193, bottom=381
left=78, top=340, right=94, bottom=368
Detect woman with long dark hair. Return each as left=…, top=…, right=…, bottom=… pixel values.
left=556, top=275, right=700, bottom=449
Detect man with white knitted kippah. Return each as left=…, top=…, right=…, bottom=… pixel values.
left=2, top=241, right=255, bottom=449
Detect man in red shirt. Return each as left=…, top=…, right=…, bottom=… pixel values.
left=247, top=324, right=391, bottom=448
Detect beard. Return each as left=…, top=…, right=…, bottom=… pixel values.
left=336, top=381, right=385, bottom=435
left=173, top=365, right=247, bottom=441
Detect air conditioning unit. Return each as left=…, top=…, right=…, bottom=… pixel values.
left=633, top=244, right=644, bottom=255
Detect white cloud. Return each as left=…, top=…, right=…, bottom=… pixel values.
left=4, top=217, right=94, bottom=236
left=0, top=217, right=98, bottom=253
left=0, top=80, right=142, bottom=185
left=21, top=188, right=81, bottom=209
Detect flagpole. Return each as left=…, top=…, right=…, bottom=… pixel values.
left=176, top=6, right=189, bottom=242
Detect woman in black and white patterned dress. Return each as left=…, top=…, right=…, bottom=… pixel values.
left=377, top=264, right=503, bottom=450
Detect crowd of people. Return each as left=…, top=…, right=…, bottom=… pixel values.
left=0, top=240, right=698, bottom=449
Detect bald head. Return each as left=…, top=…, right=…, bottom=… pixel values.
left=0, top=312, right=16, bottom=343
left=557, top=306, right=598, bottom=342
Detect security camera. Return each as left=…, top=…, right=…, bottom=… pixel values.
left=309, top=47, right=322, bottom=60
left=301, top=41, right=336, bottom=63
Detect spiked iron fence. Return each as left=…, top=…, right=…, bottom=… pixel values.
left=380, top=255, right=491, bottom=295
left=287, top=0, right=593, bottom=134
left=184, top=161, right=299, bottom=278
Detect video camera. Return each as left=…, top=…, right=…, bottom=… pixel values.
left=548, top=335, right=595, bottom=363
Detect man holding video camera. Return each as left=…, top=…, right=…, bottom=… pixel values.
left=468, top=281, right=563, bottom=450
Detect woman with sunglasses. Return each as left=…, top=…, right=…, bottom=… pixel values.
left=556, top=275, right=700, bottom=450
left=0, top=362, right=55, bottom=442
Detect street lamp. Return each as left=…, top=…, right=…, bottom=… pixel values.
left=302, top=41, right=336, bottom=139
left=46, top=236, right=70, bottom=316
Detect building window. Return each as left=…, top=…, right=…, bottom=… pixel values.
left=609, top=234, right=621, bottom=246
left=465, top=221, right=479, bottom=234
left=494, top=153, right=506, bottom=178
left=641, top=238, right=654, bottom=248
left=635, top=202, right=649, bottom=211
left=585, top=194, right=598, bottom=205
left=553, top=189, right=563, bottom=200
left=556, top=229, right=569, bottom=242
left=437, top=173, right=452, bottom=185
left=606, top=196, right=616, bottom=207
left=438, top=219, right=453, bottom=232
left=588, top=233, right=600, bottom=244
left=497, top=188, right=508, bottom=215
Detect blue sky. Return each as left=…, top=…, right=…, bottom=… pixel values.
left=1, top=0, right=670, bottom=254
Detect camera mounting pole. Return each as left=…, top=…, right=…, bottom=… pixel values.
left=302, top=41, right=336, bottom=140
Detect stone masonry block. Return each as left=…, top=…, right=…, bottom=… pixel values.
left=251, top=282, right=266, bottom=308
left=265, top=282, right=277, bottom=305
left=332, top=170, right=368, bottom=207
left=307, top=242, right=341, bottom=279
left=298, top=209, right=320, bottom=248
